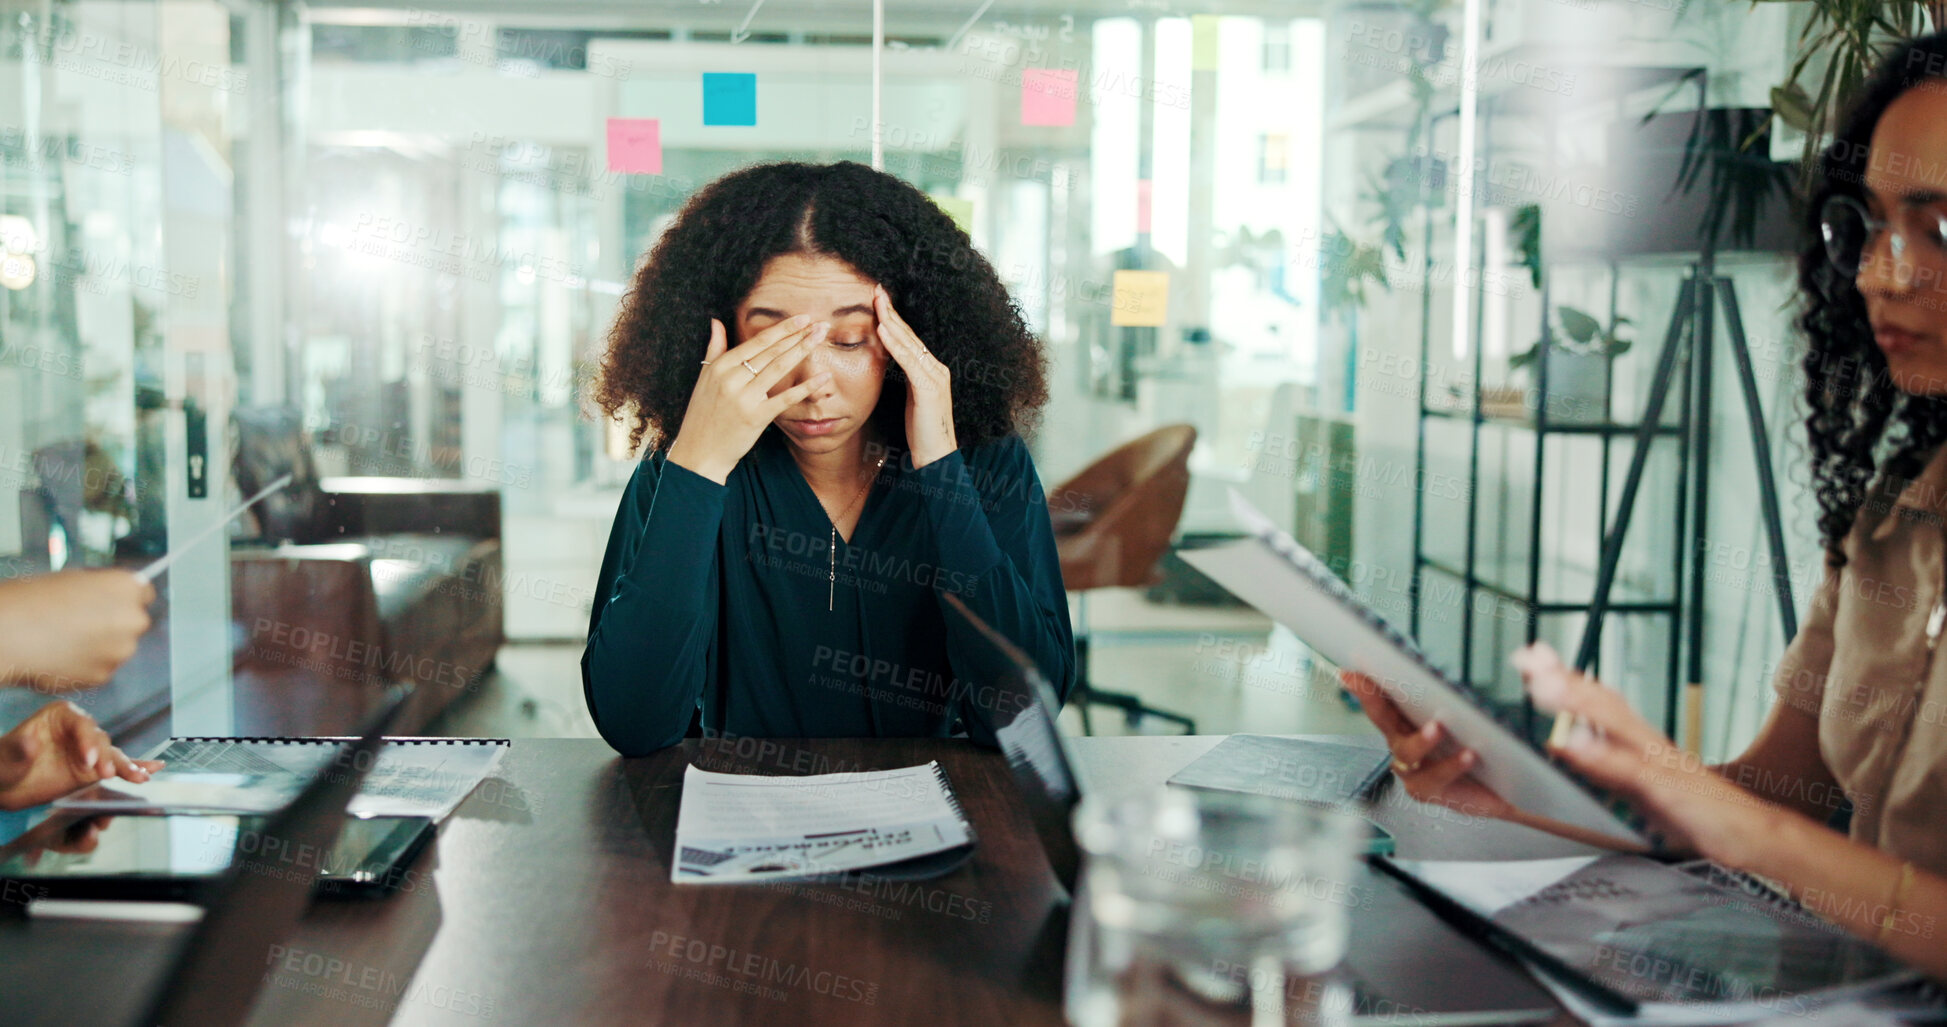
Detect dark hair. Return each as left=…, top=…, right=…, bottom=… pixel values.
left=1798, top=30, right=1947, bottom=566
left=594, top=160, right=1049, bottom=455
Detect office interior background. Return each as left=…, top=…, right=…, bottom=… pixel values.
left=0, top=0, right=1832, bottom=760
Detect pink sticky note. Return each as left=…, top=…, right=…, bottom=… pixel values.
left=1021, top=69, right=1079, bottom=127
left=1136, top=180, right=1153, bottom=234
left=606, top=118, right=662, bottom=174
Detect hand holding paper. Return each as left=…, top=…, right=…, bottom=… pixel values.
left=0, top=571, right=154, bottom=690
left=1515, top=641, right=1777, bottom=864
left=1341, top=669, right=1517, bottom=822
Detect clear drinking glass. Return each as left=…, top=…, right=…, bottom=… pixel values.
left=1064, top=787, right=1369, bottom=1027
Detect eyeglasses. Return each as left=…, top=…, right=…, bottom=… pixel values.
left=1820, top=194, right=1947, bottom=277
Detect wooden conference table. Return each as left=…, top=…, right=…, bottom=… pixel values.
left=0, top=735, right=1598, bottom=1026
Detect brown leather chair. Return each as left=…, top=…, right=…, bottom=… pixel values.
left=1047, top=424, right=1198, bottom=734
left=227, top=407, right=504, bottom=736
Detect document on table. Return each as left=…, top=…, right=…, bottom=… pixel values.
left=55, top=737, right=509, bottom=821
left=672, top=762, right=975, bottom=884
left=1383, top=855, right=1930, bottom=1025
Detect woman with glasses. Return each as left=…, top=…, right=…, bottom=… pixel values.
left=1349, top=32, right=1947, bottom=978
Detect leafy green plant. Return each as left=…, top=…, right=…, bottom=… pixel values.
left=1676, top=108, right=1798, bottom=251
left=1752, top=0, right=1941, bottom=182
left=1319, top=221, right=1391, bottom=324
left=1509, top=306, right=1633, bottom=371
left=1357, top=0, right=1452, bottom=260
left=1510, top=204, right=1542, bottom=290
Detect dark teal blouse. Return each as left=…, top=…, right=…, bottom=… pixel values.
left=581, top=428, right=1076, bottom=755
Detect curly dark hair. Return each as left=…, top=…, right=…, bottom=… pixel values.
left=594, top=160, right=1049, bottom=456
left=1798, top=30, right=1947, bottom=566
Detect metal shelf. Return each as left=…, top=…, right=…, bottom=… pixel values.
left=1420, top=406, right=1686, bottom=436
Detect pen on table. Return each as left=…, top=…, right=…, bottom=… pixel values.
left=134, top=474, right=293, bottom=585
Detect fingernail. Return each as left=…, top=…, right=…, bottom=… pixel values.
left=84, top=747, right=97, bottom=766
left=811, top=322, right=830, bottom=338
left=1527, top=670, right=1567, bottom=707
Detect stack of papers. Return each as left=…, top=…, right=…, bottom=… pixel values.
left=672, top=763, right=973, bottom=884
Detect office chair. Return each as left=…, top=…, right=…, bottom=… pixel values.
left=1047, top=424, right=1199, bottom=735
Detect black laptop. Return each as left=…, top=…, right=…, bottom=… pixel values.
left=940, top=595, right=1559, bottom=1026
left=942, top=593, right=1084, bottom=893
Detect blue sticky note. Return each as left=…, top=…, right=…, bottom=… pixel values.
left=702, top=72, right=757, bottom=126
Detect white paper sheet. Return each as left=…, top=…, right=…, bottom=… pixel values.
left=1389, top=856, right=1599, bottom=916
left=1528, top=962, right=1941, bottom=1027
left=1178, top=488, right=1649, bottom=849
left=55, top=738, right=507, bottom=821
left=672, top=762, right=972, bottom=884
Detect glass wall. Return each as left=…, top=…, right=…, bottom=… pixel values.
left=0, top=0, right=245, bottom=745
left=0, top=0, right=1841, bottom=756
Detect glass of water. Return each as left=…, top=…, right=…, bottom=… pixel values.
left=1064, top=786, right=1369, bottom=1027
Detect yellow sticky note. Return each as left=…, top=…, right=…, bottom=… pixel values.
left=931, top=194, right=974, bottom=236
left=1111, top=270, right=1169, bottom=327
left=1192, top=16, right=1221, bottom=72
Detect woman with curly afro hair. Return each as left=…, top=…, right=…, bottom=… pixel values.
left=582, top=161, right=1073, bottom=756
left=1345, top=33, right=1947, bottom=979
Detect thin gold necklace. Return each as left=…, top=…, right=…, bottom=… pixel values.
left=822, top=456, right=885, bottom=611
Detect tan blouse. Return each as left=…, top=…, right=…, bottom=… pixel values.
left=1772, top=444, right=1947, bottom=878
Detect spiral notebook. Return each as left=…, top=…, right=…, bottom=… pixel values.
left=672, top=762, right=975, bottom=884
left=1376, top=854, right=1925, bottom=1018
left=54, top=735, right=509, bottom=822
